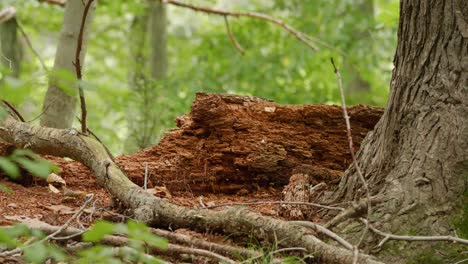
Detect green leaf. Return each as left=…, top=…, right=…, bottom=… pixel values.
left=24, top=242, right=48, bottom=264
left=127, top=221, right=167, bottom=249
left=0, top=229, right=17, bottom=248
left=83, top=221, right=115, bottom=242
left=0, top=157, right=20, bottom=179
left=48, top=69, right=78, bottom=96
left=14, top=157, right=51, bottom=178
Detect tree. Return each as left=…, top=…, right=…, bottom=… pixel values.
left=329, top=0, right=467, bottom=242
left=0, top=7, right=21, bottom=78
left=125, top=1, right=168, bottom=152
left=1, top=0, right=466, bottom=263
left=40, top=0, right=96, bottom=129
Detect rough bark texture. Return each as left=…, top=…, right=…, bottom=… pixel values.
left=0, top=117, right=383, bottom=264
left=118, top=93, right=382, bottom=194
left=330, top=0, right=468, bottom=238
left=40, top=0, right=96, bottom=129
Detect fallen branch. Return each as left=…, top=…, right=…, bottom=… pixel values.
left=0, top=117, right=382, bottom=264
left=204, top=200, right=345, bottom=211
left=293, top=221, right=353, bottom=250
left=361, top=219, right=468, bottom=247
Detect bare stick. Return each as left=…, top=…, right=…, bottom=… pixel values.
left=1, top=100, right=25, bottom=122
left=15, top=20, right=48, bottom=71
left=324, top=196, right=383, bottom=229
left=224, top=16, right=245, bottom=55
left=74, top=0, right=95, bottom=134
left=160, top=0, right=322, bottom=51
left=144, top=162, right=148, bottom=190
left=204, top=200, right=345, bottom=211
left=37, top=0, right=66, bottom=7
left=361, top=219, right=468, bottom=247
left=330, top=58, right=372, bottom=263
left=293, top=221, right=353, bottom=250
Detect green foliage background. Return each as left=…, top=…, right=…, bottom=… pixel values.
left=0, top=0, right=399, bottom=154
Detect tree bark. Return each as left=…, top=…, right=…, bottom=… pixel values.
left=330, top=0, right=468, bottom=236
left=148, top=1, right=167, bottom=79
left=0, top=117, right=382, bottom=264
left=343, top=0, right=374, bottom=94
left=40, top=0, right=96, bottom=129
left=0, top=13, right=21, bottom=77
left=125, top=2, right=168, bottom=152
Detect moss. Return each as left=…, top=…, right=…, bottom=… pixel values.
left=407, top=243, right=467, bottom=264
left=452, top=190, right=468, bottom=238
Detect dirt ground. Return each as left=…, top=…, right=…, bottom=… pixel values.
left=0, top=93, right=383, bottom=234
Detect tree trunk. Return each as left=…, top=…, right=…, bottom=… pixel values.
left=330, top=0, right=468, bottom=237
left=148, top=1, right=167, bottom=79
left=343, top=0, right=373, bottom=94
left=125, top=2, right=168, bottom=153
left=40, top=0, right=96, bottom=129
left=0, top=14, right=21, bottom=77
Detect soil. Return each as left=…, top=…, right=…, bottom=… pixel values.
left=0, top=93, right=383, bottom=232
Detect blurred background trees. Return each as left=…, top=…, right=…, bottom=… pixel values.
left=0, top=0, right=399, bottom=154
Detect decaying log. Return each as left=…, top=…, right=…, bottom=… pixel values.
left=0, top=113, right=382, bottom=263
left=121, top=93, right=383, bottom=193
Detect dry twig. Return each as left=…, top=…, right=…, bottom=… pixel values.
left=74, top=0, right=95, bottom=134
left=331, top=58, right=372, bottom=264
left=224, top=16, right=245, bottom=55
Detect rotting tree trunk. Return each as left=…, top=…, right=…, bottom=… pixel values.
left=40, top=0, right=96, bottom=129
left=118, top=93, right=382, bottom=193
left=0, top=117, right=383, bottom=264
left=329, top=0, right=468, bottom=239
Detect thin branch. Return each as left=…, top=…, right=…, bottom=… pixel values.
left=331, top=58, right=372, bottom=256
left=292, top=221, right=353, bottom=250
left=204, top=200, right=344, bottom=211
left=1, top=100, right=25, bottom=122
left=37, top=0, right=66, bottom=7
left=324, top=196, right=383, bottom=229
left=15, top=20, right=48, bottom=71
left=361, top=219, right=468, bottom=247
left=160, top=0, right=321, bottom=51
left=223, top=16, right=245, bottom=55
left=75, top=0, right=95, bottom=134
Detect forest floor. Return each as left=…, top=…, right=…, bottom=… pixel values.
left=0, top=93, right=384, bottom=261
